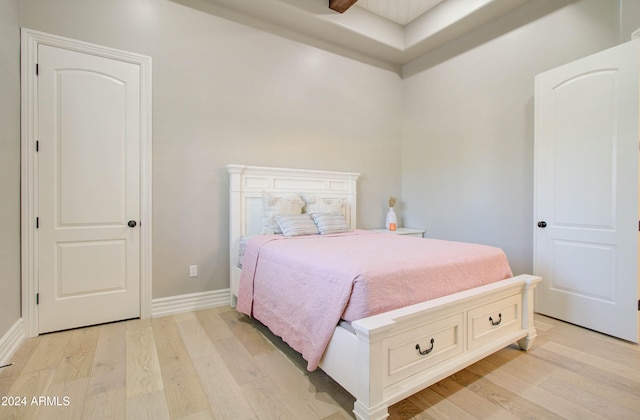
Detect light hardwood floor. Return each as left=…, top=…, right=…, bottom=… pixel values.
left=1, top=308, right=639, bottom=419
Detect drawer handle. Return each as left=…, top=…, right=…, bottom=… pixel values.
left=415, top=338, right=435, bottom=356
left=489, top=313, right=502, bottom=326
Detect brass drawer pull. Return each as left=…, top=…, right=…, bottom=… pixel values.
left=489, top=313, right=502, bottom=326
left=415, top=338, right=435, bottom=356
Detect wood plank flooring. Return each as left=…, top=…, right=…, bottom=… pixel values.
left=1, top=308, right=638, bottom=419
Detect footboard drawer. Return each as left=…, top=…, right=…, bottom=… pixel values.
left=467, top=294, right=521, bottom=350
left=383, top=313, right=464, bottom=387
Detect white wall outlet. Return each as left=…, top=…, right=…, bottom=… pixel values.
left=189, top=265, right=198, bottom=277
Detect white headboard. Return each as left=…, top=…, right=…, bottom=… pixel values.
left=227, top=164, right=360, bottom=305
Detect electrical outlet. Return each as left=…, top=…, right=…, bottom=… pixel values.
left=189, top=265, right=198, bottom=277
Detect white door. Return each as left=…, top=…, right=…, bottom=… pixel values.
left=534, top=39, right=639, bottom=342
left=37, top=44, right=141, bottom=333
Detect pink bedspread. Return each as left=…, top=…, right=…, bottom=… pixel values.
left=237, top=230, right=513, bottom=371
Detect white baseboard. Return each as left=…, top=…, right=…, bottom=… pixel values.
left=0, top=318, right=25, bottom=366
left=151, top=289, right=230, bottom=318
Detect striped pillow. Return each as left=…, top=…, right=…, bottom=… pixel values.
left=275, top=214, right=319, bottom=237
left=310, top=212, right=352, bottom=235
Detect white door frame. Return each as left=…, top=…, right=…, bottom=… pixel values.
left=20, top=29, right=153, bottom=337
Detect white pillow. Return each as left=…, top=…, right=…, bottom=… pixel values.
left=261, top=192, right=305, bottom=234
left=275, top=214, right=319, bottom=237
left=304, top=196, right=345, bottom=214
left=310, top=212, right=352, bottom=235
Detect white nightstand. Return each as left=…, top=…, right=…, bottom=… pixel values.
left=369, top=228, right=425, bottom=238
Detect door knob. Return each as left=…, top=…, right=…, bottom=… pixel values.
left=128, top=220, right=137, bottom=228
left=537, top=221, right=547, bottom=228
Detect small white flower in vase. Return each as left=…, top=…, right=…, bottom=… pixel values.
left=386, top=196, right=397, bottom=231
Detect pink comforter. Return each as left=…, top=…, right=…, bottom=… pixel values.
left=237, top=230, right=513, bottom=371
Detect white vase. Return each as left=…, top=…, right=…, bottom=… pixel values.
left=386, top=207, right=397, bottom=231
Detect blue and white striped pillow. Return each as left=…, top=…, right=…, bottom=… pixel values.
left=275, top=214, right=319, bottom=237
left=310, top=212, right=351, bottom=235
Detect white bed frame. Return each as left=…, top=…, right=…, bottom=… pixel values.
left=227, top=164, right=541, bottom=420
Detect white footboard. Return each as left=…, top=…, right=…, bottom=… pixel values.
left=319, top=274, right=541, bottom=420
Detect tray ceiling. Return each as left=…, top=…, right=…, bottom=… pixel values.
left=356, top=0, right=446, bottom=26
left=190, top=0, right=532, bottom=72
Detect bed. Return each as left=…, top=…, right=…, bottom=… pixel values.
left=227, top=164, right=540, bottom=420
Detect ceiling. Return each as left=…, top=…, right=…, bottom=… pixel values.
left=356, top=0, right=446, bottom=26
left=194, top=0, right=532, bottom=72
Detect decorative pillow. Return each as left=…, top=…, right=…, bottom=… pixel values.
left=275, top=214, right=319, bottom=237
left=304, top=196, right=346, bottom=214
left=310, top=212, right=352, bottom=235
left=238, top=234, right=258, bottom=257
left=261, top=192, right=305, bottom=234
left=237, top=234, right=258, bottom=268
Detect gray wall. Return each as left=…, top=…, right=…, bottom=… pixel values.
left=0, top=0, right=21, bottom=338
left=401, top=0, right=638, bottom=275
left=20, top=0, right=403, bottom=299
